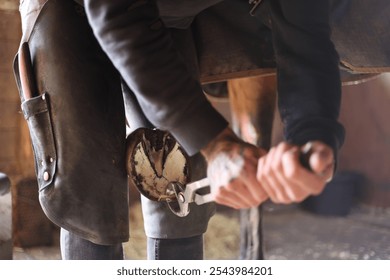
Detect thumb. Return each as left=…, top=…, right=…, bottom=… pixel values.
left=303, top=142, right=335, bottom=181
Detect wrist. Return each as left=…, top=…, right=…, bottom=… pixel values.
left=200, top=127, right=240, bottom=162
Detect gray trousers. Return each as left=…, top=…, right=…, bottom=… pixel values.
left=60, top=228, right=203, bottom=260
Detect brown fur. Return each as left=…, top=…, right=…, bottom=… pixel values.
left=228, top=75, right=277, bottom=149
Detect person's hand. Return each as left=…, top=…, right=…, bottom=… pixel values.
left=201, top=127, right=268, bottom=209
left=256, top=141, right=335, bottom=204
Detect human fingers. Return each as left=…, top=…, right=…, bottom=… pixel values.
left=305, top=141, right=335, bottom=182
left=257, top=144, right=292, bottom=203
left=225, top=179, right=261, bottom=207
left=213, top=183, right=253, bottom=209
left=236, top=150, right=268, bottom=205
left=281, top=147, right=328, bottom=197
left=256, top=147, right=277, bottom=200
left=211, top=159, right=267, bottom=208
left=241, top=174, right=268, bottom=205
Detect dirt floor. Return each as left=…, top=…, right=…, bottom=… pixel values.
left=123, top=201, right=390, bottom=260
left=123, top=202, right=241, bottom=260
left=7, top=194, right=390, bottom=260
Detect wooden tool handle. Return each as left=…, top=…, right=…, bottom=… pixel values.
left=18, top=42, right=38, bottom=100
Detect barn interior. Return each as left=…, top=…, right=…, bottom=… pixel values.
left=1, top=0, right=390, bottom=260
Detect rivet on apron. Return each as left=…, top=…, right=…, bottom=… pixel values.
left=43, top=171, right=50, bottom=181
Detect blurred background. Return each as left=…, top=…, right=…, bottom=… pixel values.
left=1, top=0, right=390, bottom=260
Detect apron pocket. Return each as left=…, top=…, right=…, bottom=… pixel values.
left=21, top=93, right=56, bottom=191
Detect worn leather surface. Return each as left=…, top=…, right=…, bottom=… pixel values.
left=195, top=0, right=390, bottom=85
left=15, top=0, right=128, bottom=245
left=330, top=0, right=390, bottom=73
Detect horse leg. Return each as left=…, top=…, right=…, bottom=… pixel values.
left=227, top=75, right=277, bottom=260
